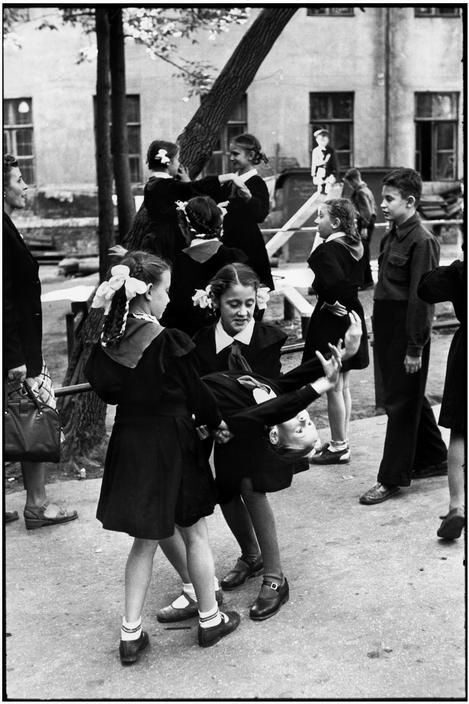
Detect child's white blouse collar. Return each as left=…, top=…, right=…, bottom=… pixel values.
left=324, top=231, right=346, bottom=243
left=236, top=168, right=258, bottom=183
left=215, top=318, right=255, bottom=353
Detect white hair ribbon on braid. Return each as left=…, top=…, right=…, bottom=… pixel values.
left=192, top=284, right=213, bottom=309
left=91, top=264, right=148, bottom=315
left=157, top=148, right=170, bottom=164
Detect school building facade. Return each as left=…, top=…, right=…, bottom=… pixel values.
left=3, top=5, right=464, bottom=205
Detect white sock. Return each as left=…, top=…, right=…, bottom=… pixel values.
left=170, top=582, right=196, bottom=609
left=198, top=605, right=221, bottom=629
left=329, top=440, right=348, bottom=452
left=121, top=616, right=142, bottom=641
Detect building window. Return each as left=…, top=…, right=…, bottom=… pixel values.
left=310, top=92, right=353, bottom=169
left=307, top=7, right=354, bottom=16
left=415, top=7, right=461, bottom=17
left=3, top=98, right=35, bottom=184
left=93, top=94, right=142, bottom=183
left=204, top=95, right=247, bottom=175
left=415, top=92, right=458, bottom=180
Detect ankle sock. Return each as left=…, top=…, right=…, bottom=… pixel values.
left=170, top=582, right=196, bottom=609
left=198, top=605, right=221, bottom=629
left=121, top=616, right=142, bottom=641
left=329, top=440, right=348, bottom=452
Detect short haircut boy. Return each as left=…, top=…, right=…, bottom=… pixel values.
left=382, top=167, right=422, bottom=205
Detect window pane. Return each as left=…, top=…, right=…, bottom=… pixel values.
left=436, top=152, right=456, bottom=180
left=226, top=123, right=246, bottom=146
left=126, top=95, right=140, bottom=123
left=330, top=93, right=353, bottom=119
left=204, top=152, right=223, bottom=175
left=436, top=7, right=459, bottom=15
left=310, top=95, right=329, bottom=121
left=330, top=123, right=351, bottom=151
left=18, top=160, right=34, bottom=185
left=415, top=7, right=433, bottom=15
left=337, top=152, right=351, bottom=169
left=229, top=95, right=247, bottom=122
left=127, top=124, right=141, bottom=154
left=436, top=122, right=455, bottom=150
left=16, top=127, right=33, bottom=156
left=307, top=7, right=354, bottom=15
left=129, top=156, right=141, bottom=183
left=416, top=92, right=457, bottom=118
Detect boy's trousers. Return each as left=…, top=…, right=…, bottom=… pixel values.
left=373, top=300, right=447, bottom=487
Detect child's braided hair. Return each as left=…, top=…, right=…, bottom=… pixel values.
left=178, top=196, right=222, bottom=242
left=101, top=250, right=170, bottom=347
left=323, top=198, right=360, bottom=244
left=232, top=133, right=268, bottom=166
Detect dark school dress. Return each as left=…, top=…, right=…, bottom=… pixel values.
left=193, top=321, right=287, bottom=380
left=418, top=260, right=466, bottom=433
left=302, top=239, right=369, bottom=372
left=142, top=175, right=220, bottom=264
left=201, top=353, right=325, bottom=503
left=209, top=175, right=274, bottom=289
left=84, top=323, right=222, bottom=540
left=161, top=240, right=248, bottom=336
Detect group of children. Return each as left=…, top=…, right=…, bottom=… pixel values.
left=85, top=132, right=458, bottom=667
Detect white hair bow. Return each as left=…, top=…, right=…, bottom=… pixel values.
left=91, top=264, right=148, bottom=315
left=256, top=286, right=270, bottom=310
left=157, top=148, right=170, bottom=165
left=192, top=284, right=213, bottom=309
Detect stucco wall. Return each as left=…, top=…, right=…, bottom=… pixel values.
left=3, top=6, right=464, bottom=189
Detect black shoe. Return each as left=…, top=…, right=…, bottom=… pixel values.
left=437, top=508, right=465, bottom=540
left=157, top=588, right=223, bottom=623
left=119, top=631, right=149, bottom=665
left=359, top=482, right=400, bottom=505
left=5, top=511, right=19, bottom=524
left=412, top=461, right=448, bottom=479
left=198, top=610, right=241, bottom=648
left=249, top=577, right=289, bottom=621
left=221, top=555, right=263, bottom=591
left=310, top=446, right=351, bottom=465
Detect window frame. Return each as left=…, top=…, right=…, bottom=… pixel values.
left=93, top=93, right=142, bottom=184
left=306, top=7, right=355, bottom=16
left=414, top=7, right=461, bottom=17
left=3, top=97, right=36, bottom=185
left=414, top=91, right=459, bottom=180
left=309, top=92, right=354, bottom=170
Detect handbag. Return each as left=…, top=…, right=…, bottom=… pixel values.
left=4, top=380, right=62, bottom=462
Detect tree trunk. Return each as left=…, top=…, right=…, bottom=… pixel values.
left=96, top=6, right=114, bottom=280
left=57, top=7, right=112, bottom=470
left=178, top=7, right=298, bottom=177
left=110, top=6, right=135, bottom=241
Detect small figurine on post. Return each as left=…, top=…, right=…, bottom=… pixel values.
left=311, top=128, right=340, bottom=195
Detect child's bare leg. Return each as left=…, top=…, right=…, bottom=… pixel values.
left=342, top=371, right=352, bottom=442
left=160, top=529, right=191, bottom=583
left=448, top=431, right=465, bottom=511
left=326, top=373, right=347, bottom=443
left=124, top=538, right=159, bottom=622
left=240, top=478, right=282, bottom=579
left=178, top=518, right=217, bottom=613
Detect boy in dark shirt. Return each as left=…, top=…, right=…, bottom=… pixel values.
left=360, top=168, right=447, bottom=505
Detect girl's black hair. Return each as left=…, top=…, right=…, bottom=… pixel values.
left=101, top=250, right=170, bottom=347
left=232, top=133, right=268, bottom=166
left=3, top=154, right=19, bottom=182
left=323, top=198, right=360, bottom=244
left=178, top=196, right=222, bottom=242
left=209, top=263, right=260, bottom=305
left=146, top=140, right=178, bottom=171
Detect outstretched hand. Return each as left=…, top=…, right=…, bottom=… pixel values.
left=213, top=420, right=234, bottom=445
left=315, top=345, right=342, bottom=387
left=342, top=310, right=362, bottom=360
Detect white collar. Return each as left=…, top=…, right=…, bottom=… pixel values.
left=150, top=171, right=172, bottom=180
left=215, top=318, right=255, bottom=353
left=188, top=237, right=219, bottom=248
left=324, top=231, right=346, bottom=243
left=236, top=168, right=257, bottom=183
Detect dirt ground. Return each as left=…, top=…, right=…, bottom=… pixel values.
left=5, top=267, right=454, bottom=493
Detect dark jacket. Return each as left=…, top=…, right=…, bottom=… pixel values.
left=3, top=212, right=43, bottom=376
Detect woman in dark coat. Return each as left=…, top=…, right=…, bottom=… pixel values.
left=418, top=259, right=465, bottom=539
left=3, top=154, right=77, bottom=528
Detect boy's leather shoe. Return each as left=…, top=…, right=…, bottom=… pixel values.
left=249, top=577, right=289, bottom=621
left=412, top=461, right=448, bottom=479
left=221, top=555, right=263, bottom=590
left=119, top=631, right=149, bottom=665
left=157, top=589, right=223, bottom=623
left=5, top=511, right=19, bottom=524
left=310, top=446, right=350, bottom=465
left=198, top=610, right=240, bottom=647
left=359, top=482, right=400, bottom=505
